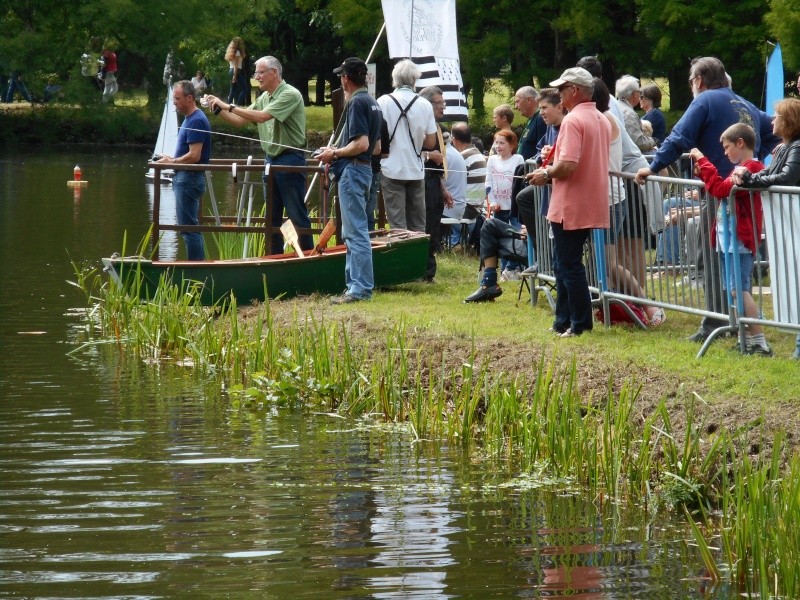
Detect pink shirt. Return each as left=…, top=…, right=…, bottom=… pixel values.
left=547, top=102, right=611, bottom=230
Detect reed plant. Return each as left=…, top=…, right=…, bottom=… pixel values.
left=71, top=273, right=800, bottom=597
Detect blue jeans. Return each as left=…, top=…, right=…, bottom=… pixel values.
left=551, top=223, right=592, bottom=334
left=264, top=151, right=313, bottom=254
left=173, top=171, right=206, bottom=261
left=338, top=162, right=374, bottom=299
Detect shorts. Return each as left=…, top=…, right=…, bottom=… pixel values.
left=621, top=180, right=648, bottom=239
left=722, top=251, right=754, bottom=293
left=605, top=200, right=627, bottom=245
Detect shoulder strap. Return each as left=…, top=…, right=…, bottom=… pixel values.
left=387, top=93, right=422, bottom=160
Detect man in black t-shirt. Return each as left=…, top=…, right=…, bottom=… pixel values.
left=317, top=58, right=383, bottom=304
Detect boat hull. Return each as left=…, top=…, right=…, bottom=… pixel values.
left=102, top=229, right=430, bottom=305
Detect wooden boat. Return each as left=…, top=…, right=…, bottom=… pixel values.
left=102, top=229, right=430, bottom=305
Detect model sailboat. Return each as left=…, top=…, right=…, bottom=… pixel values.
left=146, top=85, right=179, bottom=183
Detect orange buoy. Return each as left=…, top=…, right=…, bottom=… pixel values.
left=67, top=164, right=88, bottom=188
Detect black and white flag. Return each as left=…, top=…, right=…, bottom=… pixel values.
left=381, top=0, right=468, bottom=120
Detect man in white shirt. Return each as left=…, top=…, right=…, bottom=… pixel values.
left=377, top=60, right=437, bottom=231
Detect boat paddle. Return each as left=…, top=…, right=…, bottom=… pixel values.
left=314, top=219, right=336, bottom=254
left=280, top=220, right=306, bottom=259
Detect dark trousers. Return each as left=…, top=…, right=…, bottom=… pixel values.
left=551, top=222, right=593, bottom=334
left=424, top=174, right=444, bottom=279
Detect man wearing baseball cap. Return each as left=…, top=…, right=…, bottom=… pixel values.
left=527, top=67, right=610, bottom=336
left=317, top=58, right=383, bottom=304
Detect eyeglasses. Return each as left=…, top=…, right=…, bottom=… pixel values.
left=432, top=100, right=446, bottom=106
left=254, top=68, right=275, bottom=76
left=558, top=84, right=575, bottom=93
left=172, top=95, right=185, bottom=101
left=688, top=75, right=699, bottom=85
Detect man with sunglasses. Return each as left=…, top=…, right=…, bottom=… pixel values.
left=528, top=68, right=611, bottom=337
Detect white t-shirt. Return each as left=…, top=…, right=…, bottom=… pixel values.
left=485, top=153, right=524, bottom=211
left=378, top=88, right=436, bottom=180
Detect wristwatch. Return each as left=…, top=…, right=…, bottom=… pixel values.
left=228, top=103, right=236, bottom=113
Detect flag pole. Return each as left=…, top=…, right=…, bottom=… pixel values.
left=366, top=22, right=386, bottom=64
left=409, top=0, right=415, bottom=57
left=303, top=21, right=388, bottom=205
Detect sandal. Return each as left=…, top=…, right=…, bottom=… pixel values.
left=649, top=308, right=667, bottom=327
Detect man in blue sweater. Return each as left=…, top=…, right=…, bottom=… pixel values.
left=635, top=56, right=780, bottom=342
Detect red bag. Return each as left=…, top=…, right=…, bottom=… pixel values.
left=594, top=300, right=648, bottom=326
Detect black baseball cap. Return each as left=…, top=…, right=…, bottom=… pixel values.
left=333, top=57, right=368, bottom=78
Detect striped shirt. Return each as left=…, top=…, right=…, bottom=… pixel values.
left=461, top=146, right=487, bottom=207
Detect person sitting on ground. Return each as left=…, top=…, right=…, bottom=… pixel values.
left=690, top=122, right=770, bottom=355
left=463, top=219, right=529, bottom=303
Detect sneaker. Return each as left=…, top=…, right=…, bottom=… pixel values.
left=744, top=344, right=774, bottom=357
left=331, top=293, right=365, bottom=305
left=464, top=284, right=503, bottom=303
left=649, top=308, right=667, bottom=327
left=500, top=267, right=522, bottom=282
left=521, top=263, right=539, bottom=276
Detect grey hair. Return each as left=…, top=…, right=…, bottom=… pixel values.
left=516, top=85, right=539, bottom=100
left=391, top=59, right=420, bottom=88
left=615, top=75, right=640, bottom=100
left=174, top=80, right=196, bottom=99
left=419, top=86, right=443, bottom=102
left=256, top=56, right=283, bottom=77
left=575, top=84, right=594, bottom=99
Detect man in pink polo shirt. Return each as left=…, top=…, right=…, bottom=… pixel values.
left=528, top=67, right=610, bottom=336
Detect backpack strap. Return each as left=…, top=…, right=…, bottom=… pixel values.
left=387, top=93, right=422, bottom=161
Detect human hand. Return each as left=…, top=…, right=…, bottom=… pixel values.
left=426, top=150, right=443, bottom=165
left=688, top=148, right=704, bottom=162
left=634, top=167, right=652, bottom=185
left=316, top=146, right=336, bottom=165
left=529, top=168, right=549, bottom=186
left=443, top=191, right=454, bottom=209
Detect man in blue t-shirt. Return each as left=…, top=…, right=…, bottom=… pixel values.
left=317, top=58, right=383, bottom=304
left=156, top=80, right=212, bottom=260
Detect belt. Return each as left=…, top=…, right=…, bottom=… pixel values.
left=337, top=158, right=371, bottom=167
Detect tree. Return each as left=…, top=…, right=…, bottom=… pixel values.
left=765, top=0, right=800, bottom=72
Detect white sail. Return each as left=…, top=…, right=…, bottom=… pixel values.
left=146, top=85, right=179, bottom=182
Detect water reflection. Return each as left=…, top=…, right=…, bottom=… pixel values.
left=0, top=147, right=721, bottom=599
left=145, top=182, right=178, bottom=261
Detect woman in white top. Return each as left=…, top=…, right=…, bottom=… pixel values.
left=225, top=37, right=248, bottom=105
left=593, top=78, right=664, bottom=326
left=484, top=129, right=524, bottom=221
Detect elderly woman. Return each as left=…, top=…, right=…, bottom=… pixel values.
left=640, top=84, right=666, bottom=144
left=615, top=75, right=656, bottom=152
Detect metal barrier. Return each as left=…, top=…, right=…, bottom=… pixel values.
left=520, top=170, right=800, bottom=358
left=147, top=159, right=332, bottom=255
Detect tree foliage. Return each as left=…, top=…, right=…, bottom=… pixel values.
left=1, top=0, right=797, bottom=111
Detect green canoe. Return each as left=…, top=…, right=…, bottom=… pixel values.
left=102, top=229, right=430, bottom=305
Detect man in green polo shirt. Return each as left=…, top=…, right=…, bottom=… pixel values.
left=208, top=55, right=313, bottom=254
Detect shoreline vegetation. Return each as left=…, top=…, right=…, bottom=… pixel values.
left=70, top=247, right=799, bottom=597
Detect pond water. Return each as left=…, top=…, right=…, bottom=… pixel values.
left=0, top=146, right=725, bottom=598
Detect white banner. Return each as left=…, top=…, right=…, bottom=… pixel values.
left=381, top=0, right=467, bottom=120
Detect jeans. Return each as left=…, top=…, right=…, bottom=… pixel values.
left=173, top=170, right=206, bottom=261
left=551, top=222, right=592, bottom=334
left=657, top=196, right=699, bottom=264
left=264, top=151, right=313, bottom=254
left=337, top=163, right=374, bottom=299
